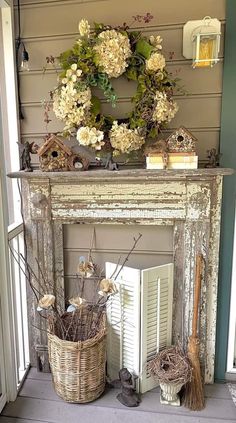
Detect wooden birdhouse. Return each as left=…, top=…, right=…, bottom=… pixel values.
left=37, top=135, right=90, bottom=172
left=38, top=135, right=72, bottom=171
left=166, top=127, right=197, bottom=153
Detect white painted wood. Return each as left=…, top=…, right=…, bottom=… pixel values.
left=140, top=264, right=173, bottom=393
left=106, top=262, right=174, bottom=393
left=9, top=168, right=231, bottom=382
left=106, top=262, right=141, bottom=383
left=0, top=81, right=18, bottom=406
left=0, top=139, right=18, bottom=403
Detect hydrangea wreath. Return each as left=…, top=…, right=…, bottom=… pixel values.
left=51, top=16, right=179, bottom=159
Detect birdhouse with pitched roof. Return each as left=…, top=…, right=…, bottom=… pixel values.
left=166, top=127, right=197, bottom=153
left=38, top=135, right=73, bottom=171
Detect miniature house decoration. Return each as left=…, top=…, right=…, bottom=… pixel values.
left=146, top=127, right=198, bottom=170
left=166, top=127, right=197, bottom=153
left=37, top=135, right=89, bottom=172
left=106, top=262, right=173, bottom=394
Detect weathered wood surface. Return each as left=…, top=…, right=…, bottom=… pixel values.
left=9, top=169, right=234, bottom=381
left=1, top=370, right=236, bottom=423
left=8, top=168, right=234, bottom=180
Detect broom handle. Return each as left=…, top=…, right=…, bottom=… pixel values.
left=192, top=254, right=203, bottom=338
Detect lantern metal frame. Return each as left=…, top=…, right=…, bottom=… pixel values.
left=183, top=16, right=221, bottom=68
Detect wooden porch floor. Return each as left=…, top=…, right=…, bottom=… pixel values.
left=0, top=368, right=235, bottom=423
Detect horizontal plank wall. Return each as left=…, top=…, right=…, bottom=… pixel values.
left=15, top=0, right=226, bottom=166
left=63, top=224, right=173, bottom=300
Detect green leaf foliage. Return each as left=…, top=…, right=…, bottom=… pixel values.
left=91, top=95, right=101, bottom=116
left=135, top=39, right=154, bottom=59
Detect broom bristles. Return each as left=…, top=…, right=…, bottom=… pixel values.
left=184, top=336, right=205, bottom=411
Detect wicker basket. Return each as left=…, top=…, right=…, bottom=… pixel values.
left=48, top=312, right=107, bottom=403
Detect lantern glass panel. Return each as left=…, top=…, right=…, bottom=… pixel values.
left=192, top=33, right=220, bottom=68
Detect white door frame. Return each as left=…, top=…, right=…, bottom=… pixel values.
left=0, top=0, right=18, bottom=405
left=0, top=122, right=18, bottom=406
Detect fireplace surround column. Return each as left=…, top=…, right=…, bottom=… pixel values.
left=9, top=168, right=233, bottom=383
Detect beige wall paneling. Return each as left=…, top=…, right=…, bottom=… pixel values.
left=20, top=96, right=222, bottom=134
left=19, top=25, right=225, bottom=71
left=63, top=224, right=173, bottom=300
left=16, top=0, right=226, bottom=38
left=16, top=0, right=226, bottom=281
left=20, top=63, right=223, bottom=103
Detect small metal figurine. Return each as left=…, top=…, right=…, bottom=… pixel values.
left=116, top=368, right=140, bottom=407
left=205, top=148, right=221, bottom=168
left=18, top=141, right=38, bottom=172
left=104, top=152, right=118, bottom=171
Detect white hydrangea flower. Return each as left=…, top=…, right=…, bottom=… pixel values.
left=78, top=19, right=90, bottom=37
left=93, top=30, right=132, bottom=78
left=76, top=39, right=83, bottom=47
left=152, top=91, right=178, bottom=124
left=146, top=52, right=166, bottom=72
left=77, top=126, right=105, bottom=150
left=109, top=121, right=145, bottom=154
left=149, top=35, right=163, bottom=50
left=53, top=83, right=91, bottom=130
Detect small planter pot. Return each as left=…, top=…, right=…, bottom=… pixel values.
left=160, top=382, right=184, bottom=406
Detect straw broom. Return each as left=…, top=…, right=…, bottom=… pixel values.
left=184, top=253, right=205, bottom=410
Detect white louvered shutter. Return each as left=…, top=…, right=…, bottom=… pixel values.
left=106, top=262, right=140, bottom=384
left=139, top=263, right=174, bottom=393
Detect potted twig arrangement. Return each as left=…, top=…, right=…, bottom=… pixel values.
left=148, top=345, right=192, bottom=406
left=10, top=230, right=142, bottom=403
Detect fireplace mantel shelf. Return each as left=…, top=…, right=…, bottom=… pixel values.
left=12, top=166, right=233, bottom=383
left=8, top=167, right=234, bottom=181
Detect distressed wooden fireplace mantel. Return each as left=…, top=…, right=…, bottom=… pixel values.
left=9, top=168, right=234, bottom=383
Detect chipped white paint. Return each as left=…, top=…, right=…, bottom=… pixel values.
left=8, top=168, right=233, bottom=381
left=186, top=183, right=211, bottom=220
left=52, top=208, right=186, bottom=221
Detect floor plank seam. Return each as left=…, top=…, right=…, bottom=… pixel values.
left=0, top=415, right=52, bottom=423
left=7, top=396, right=236, bottom=421
left=18, top=391, right=234, bottom=402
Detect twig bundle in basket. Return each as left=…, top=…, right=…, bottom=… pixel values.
left=148, top=345, right=192, bottom=386
left=10, top=230, right=143, bottom=402
left=49, top=304, right=106, bottom=342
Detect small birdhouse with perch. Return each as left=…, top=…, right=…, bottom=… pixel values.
left=37, top=135, right=90, bottom=172
left=38, top=135, right=72, bottom=171
left=166, top=127, right=197, bottom=153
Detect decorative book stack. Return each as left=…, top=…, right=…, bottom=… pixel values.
left=146, top=127, right=198, bottom=170
left=146, top=152, right=198, bottom=170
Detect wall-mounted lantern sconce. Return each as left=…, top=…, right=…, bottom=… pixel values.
left=183, top=16, right=221, bottom=68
